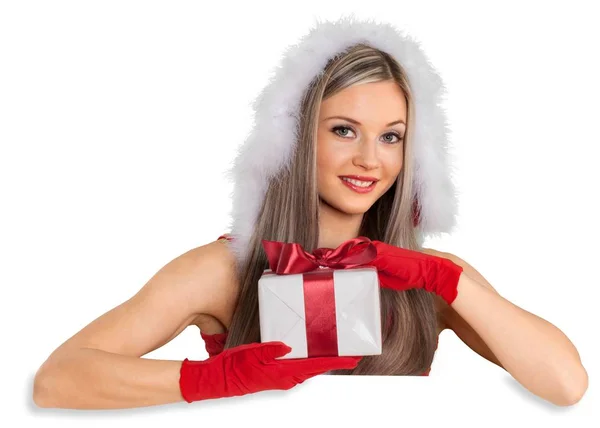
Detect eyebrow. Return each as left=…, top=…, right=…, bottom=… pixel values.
left=322, top=116, right=406, bottom=127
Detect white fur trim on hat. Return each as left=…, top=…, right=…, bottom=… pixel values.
left=223, top=14, right=459, bottom=266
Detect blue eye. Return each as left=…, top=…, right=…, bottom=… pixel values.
left=332, top=125, right=355, bottom=138
left=382, top=132, right=403, bottom=144
left=331, top=125, right=403, bottom=144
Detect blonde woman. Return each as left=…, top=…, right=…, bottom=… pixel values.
left=32, top=16, right=588, bottom=409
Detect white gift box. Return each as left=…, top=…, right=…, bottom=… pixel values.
left=258, top=265, right=382, bottom=359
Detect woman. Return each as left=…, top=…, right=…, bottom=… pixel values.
left=32, top=16, right=587, bottom=409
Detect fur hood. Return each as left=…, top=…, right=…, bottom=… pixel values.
left=223, top=15, right=459, bottom=267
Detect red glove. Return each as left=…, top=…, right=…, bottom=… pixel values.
left=179, top=341, right=362, bottom=402
left=365, top=240, right=464, bottom=305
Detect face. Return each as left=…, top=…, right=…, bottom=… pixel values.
left=316, top=80, right=407, bottom=216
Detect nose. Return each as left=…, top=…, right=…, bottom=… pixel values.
left=352, top=139, right=380, bottom=170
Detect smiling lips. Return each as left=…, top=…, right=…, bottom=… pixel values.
left=339, top=176, right=378, bottom=193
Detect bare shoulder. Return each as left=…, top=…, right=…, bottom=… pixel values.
left=37, top=239, right=241, bottom=365
left=422, top=247, right=498, bottom=294
left=138, top=238, right=239, bottom=321
left=195, top=238, right=241, bottom=328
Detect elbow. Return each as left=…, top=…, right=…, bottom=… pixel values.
left=33, top=371, right=56, bottom=408
left=33, top=358, right=65, bottom=409
left=554, top=363, right=588, bottom=407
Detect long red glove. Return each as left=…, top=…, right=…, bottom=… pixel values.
left=179, top=341, right=362, bottom=402
left=365, top=240, right=464, bottom=305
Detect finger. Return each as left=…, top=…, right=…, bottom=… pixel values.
left=310, top=356, right=362, bottom=371
left=258, top=341, right=292, bottom=361
left=291, top=374, right=312, bottom=385
left=278, top=356, right=362, bottom=373
left=292, top=364, right=354, bottom=378
left=309, top=355, right=362, bottom=366
left=299, top=369, right=335, bottom=378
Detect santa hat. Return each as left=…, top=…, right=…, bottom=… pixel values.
left=223, top=15, right=459, bottom=267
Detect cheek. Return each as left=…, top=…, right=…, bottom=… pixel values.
left=393, top=159, right=403, bottom=174
left=316, top=144, right=342, bottom=193
left=316, top=156, right=334, bottom=189
left=384, top=150, right=403, bottom=174
left=316, top=137, right=338, bottom=174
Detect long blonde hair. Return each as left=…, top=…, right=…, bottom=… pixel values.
left=223, top=43, right=438, bottom=375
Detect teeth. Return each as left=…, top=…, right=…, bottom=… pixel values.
left=342, top=177, right=374, bottom=187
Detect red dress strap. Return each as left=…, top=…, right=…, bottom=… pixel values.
left=217, top=233, right=234, bottom=242
left=200, top=330, right=228, bottom=357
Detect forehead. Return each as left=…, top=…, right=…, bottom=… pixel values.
left=319, top=80, right=407, bottom=121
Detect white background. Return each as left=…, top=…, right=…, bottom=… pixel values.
left=1, top=0, right=598, bottom=426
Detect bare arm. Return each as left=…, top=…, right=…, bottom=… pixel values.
left=423, top=248, right=504, bottom=369
left=34, top=350, right=187, bottom=409
left=435, top=250, right=587, bottom=407
left=33, top=239, right=238, bottom=409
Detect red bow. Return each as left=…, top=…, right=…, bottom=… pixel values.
left=261, top=236, right=377, bottom=274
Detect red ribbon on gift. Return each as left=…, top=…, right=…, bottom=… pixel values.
left=261, top=236, right=377, bottom=357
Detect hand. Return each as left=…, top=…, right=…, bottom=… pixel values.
left=179, top=341, right=362, bottom=402
left=365, top=240, right=463, bottom=305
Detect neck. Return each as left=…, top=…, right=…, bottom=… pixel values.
left=317, top=198, right=364, bottom=249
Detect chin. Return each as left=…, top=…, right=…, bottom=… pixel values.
left=320, top=196, right=374, bottom=216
